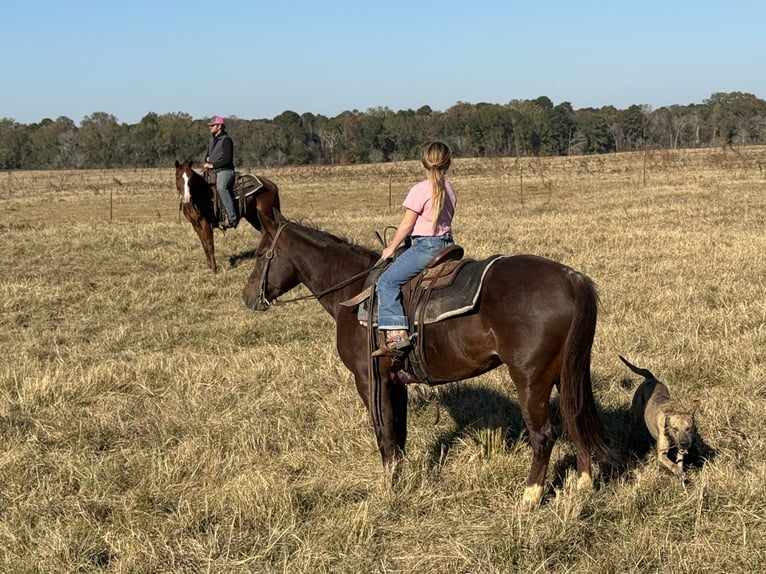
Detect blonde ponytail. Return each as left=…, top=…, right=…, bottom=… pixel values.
left=421, top=141, right=452, bottom=233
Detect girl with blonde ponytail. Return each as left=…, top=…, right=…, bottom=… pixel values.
left=374, top=141, right=457, bottom=356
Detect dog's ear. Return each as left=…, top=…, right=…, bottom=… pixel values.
left=690, top=399, right=700, bottom=421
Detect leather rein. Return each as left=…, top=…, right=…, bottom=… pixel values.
left=257, top=220, right=380, bottom=307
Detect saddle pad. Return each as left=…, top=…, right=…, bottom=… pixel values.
left=234, top=174, right=264, bottom=198
left=418, top=255, right=503, bottom=324
left=350, top=255, right=503, bottom=327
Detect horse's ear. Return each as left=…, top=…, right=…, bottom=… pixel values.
left=258, top=209, right=278, bottom=233
left=175, top=160, right=180, bottom=168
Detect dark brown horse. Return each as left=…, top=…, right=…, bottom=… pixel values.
left=242, top=211, right=614, bottom=505
left=174, top=160, right=280, bottom=272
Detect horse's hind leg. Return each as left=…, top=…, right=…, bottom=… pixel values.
left=513, top=370, right=557, bottom=506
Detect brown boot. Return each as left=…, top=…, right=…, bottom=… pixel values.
left=372, top=329, right=411, bottom=357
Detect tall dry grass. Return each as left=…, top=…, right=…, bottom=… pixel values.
left=0, top=147, right=764, bottom=573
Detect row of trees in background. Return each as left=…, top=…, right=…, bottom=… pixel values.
left=1, top=92, right=765, bottom=170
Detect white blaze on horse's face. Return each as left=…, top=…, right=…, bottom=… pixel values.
left=181, top=172, right=191, bottom=202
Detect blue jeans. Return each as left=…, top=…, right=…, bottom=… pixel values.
left=376, top=234, right=454, bottom=330
left=216, top=169, right=237, bottom=224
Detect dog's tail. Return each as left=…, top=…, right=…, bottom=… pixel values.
left=559, top=272, right=616, bottom=466
left=619, top=355, right=658, bottom=381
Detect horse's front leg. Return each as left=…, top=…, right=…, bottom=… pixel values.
left=341, top=324, right=408, bottom=475
left=182, top=206, right=217, bottom=272
left=189, top=215, right=217, bottom=273
left=353, top=362, right=408, bottom=469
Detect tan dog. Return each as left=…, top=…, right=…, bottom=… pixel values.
left=620, top=355, right=696, bottom=479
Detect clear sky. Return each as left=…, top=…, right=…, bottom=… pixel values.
left=3, top=0, right=764, bottom=125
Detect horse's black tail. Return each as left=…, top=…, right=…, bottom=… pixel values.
left=558, top=271, right=615, bottom=465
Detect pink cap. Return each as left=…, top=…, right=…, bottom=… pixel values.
left=208, top=115, right=225, bottom=126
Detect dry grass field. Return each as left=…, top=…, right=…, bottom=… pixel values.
left=0, top=147, right=764, bottom=573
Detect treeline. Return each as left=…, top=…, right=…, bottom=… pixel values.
left=1, top=91, right=764, bottom=170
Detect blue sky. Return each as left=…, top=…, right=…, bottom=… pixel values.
left=3, top=1, right=764, bottom=125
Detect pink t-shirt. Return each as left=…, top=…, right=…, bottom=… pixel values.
left=403, top=179, right=457, bottom=237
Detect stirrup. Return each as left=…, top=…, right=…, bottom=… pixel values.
left=372, top=332, right=411, bottom=358
left=219, top=215, right=237, bottom=230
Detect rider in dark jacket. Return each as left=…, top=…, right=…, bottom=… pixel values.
left=204, top=115, right=238, bottom=228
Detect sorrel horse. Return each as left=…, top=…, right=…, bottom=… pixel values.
left=174, top=160, right=280, bottom=273
left=242, top=211, right=615, bottom=505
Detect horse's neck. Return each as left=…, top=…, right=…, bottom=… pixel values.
left=193, top=173, right=209, bottom=190
left=292, top=231, right=376, bottom=310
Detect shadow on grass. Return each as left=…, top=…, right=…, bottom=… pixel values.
left=415, top=374, right=717, bottom=497
left=228, top=248, right=257, bottom=269
left=421, top=383, right=527, bottom=467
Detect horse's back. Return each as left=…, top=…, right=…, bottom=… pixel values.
left=256, top=174, right=278, bottom=192
left=261, top=175, right=280, bottom=213
left=483, top=254, right=589, bottom=303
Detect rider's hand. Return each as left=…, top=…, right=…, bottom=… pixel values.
left=381, top=245, right=396, bottom=260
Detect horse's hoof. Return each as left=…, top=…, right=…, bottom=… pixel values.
left=522, top=484, right=544, bottom=507
left=577, top=471, right=593, bottom=490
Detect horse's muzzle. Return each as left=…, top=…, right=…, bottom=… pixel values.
left=248, top=298, right=270, bottom=312
left=242, top=289, right=270, bottom=311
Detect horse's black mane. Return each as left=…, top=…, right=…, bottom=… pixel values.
left=288, top=219, right=378, bottom=260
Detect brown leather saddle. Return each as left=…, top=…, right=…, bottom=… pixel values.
left=347, top=246, right=501, bottom=326
left=203, top=170, right=264, bottom=226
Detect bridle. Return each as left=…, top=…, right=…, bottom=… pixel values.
left=256, top=220, right=381, bottom=307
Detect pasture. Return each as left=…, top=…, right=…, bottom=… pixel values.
left=0, top=148, right=764, bottom=573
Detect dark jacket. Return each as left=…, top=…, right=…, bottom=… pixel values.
left=207, top=131, right=234, bottom=171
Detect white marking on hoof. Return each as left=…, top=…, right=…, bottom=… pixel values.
left=522, top=484, right=544, bottom=506
left=577, top=471, right=593, bottom=490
